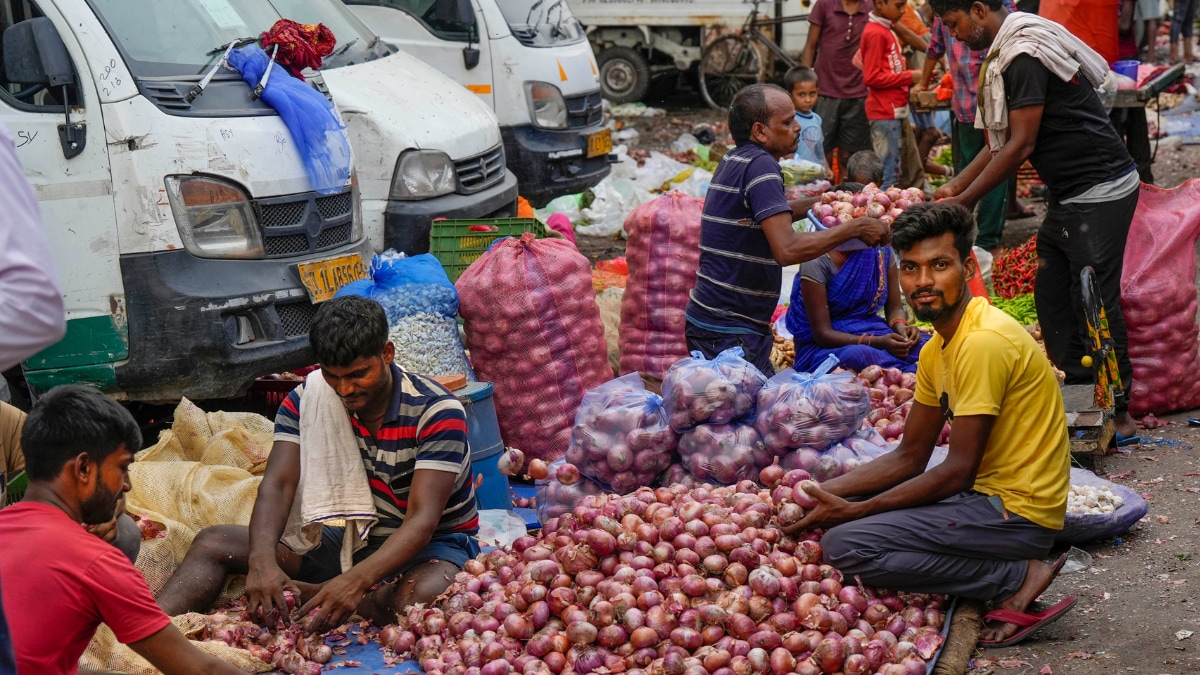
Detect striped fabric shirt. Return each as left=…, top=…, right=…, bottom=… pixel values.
left=926, top=0, right=1016, bottom=124
left=275, top=364, right=478, bottom=541
left=685, top=142, right=791, bottom=334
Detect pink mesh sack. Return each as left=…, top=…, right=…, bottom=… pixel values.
left=457, top=233, right=611, bottom=465
left=619, top=192, right=703, bottom=379
left=1120, top=180, right=1200, bottom=415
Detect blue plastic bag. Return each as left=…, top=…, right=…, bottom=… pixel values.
left=336, top=252, right=471, bottom=378
left=227, top=44, right=352, bottom=195
left=661, top=347, right=767, bottom=432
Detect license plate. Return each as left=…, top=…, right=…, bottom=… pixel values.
left=587, top=128, right=613, bottom=158
left=297, top=254, right=369, bottom=303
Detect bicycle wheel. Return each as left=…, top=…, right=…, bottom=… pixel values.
left=699, top=35, right=762, bottom=110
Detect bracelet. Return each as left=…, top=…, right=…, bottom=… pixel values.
left=889, top=318, right=909, bottom=328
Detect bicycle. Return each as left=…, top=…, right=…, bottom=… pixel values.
left=698, top=0, right=810, bottom=110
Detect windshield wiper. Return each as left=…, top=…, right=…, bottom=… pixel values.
left=329, top=38, right=359, bottom=59
left=524, top=0, right=545, bottom=28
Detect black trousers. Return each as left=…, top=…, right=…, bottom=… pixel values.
left=1035, top=187, right=1140, bottom=411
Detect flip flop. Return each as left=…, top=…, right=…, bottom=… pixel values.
left=1115, top=432, right=1141, bottom=447
left=979, top=596, right=1079, bottom=648
left=1049, top=551, right=1068, bottom=579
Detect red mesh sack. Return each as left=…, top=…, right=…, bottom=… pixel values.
left=619, top=191, right=703, bottom=378
left=1120, top=180, right=1200, bottom=416
left=457, top=233, right=611, bottom=465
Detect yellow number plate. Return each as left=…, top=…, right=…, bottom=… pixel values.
left=297, top=254, right=369, bottom=303
left=587, top=128, right=613, bottom=159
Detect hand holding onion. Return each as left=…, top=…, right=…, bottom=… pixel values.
left=296, top=571, right=373, bottom=634
left=779, top=481, right=863, bottom=534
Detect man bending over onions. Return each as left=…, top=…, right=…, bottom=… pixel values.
left=784, top=203, right=1074, bottom=649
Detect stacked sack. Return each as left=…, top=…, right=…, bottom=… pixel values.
left=662, top=348, right=768, bottom=484
left=457, top=233, right=611, bottom=467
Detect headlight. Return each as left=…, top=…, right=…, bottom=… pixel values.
left=390, top=151, right=457, bottom=200
left=165, top=175, right=262, bottom=259
left=526, top=81, right=568, bottom=130
left=350, top=171, right=363, bottom=242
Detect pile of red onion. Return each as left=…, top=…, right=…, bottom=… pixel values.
left=196, top=592, right=336, bottom=674
left=381, top=470, right=946, bottom=675
left=855, top=366, right=949, bottom=445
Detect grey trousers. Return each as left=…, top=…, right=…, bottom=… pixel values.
left=820, top=492, right=1057, bottom=602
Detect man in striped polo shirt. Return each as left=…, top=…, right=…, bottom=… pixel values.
left=157, top=296, right=479, bottom=632
left=686, top=84, right=891, bottom=374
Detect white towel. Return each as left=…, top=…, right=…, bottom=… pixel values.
left=280, top=370, right=377, bottom=573
left=977, top=12, right=1113, bottom=152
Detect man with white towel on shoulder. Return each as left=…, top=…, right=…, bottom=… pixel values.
left=157, top=296, right=479, bottom=632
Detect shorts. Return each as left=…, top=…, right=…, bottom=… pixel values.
left=295, top=527, right=480, bottom=584
left=684, top=322, right=775, bottom=377
left=813, top=96, right=872, bottom=159
left=910, top=110, right=936, bottom=131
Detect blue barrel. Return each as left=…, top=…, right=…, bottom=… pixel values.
left=457, top=381, right=510, bottom=510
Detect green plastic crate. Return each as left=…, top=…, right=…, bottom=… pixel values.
left=430, top=218, right=546, bottom=283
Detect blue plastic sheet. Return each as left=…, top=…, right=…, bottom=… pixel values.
left=227, top=44, right=352, bottom=194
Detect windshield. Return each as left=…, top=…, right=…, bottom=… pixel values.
left=87, top=0, right=390, bottom=79
left=494, top=0, right=585, bottom=47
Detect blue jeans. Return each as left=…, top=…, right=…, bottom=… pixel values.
left=295, top=528, right=481, bottom=584
left=870, top=119, right=902, bottom=188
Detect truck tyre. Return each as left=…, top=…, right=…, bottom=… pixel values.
left=598, top=47, right=651, bottom=104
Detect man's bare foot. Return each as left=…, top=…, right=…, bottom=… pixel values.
left=1115, top=410, right=1138, bottom=440
left=981, top=559, right=1056, bottom=643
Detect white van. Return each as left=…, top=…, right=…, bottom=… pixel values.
left=272, top=0, right=522, bottom=253
left=2, top=0, right=372, bottom=402
left=344, top=0, right=613, bottom=206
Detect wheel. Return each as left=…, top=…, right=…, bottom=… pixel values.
left=699, top=35, right=762, bottom=110
left=597, top=46, right=651, bottom=104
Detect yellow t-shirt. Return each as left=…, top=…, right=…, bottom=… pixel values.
left=915, top=297, right=1070, bottom=529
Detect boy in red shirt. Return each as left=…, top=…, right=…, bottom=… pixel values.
left=861, top=0, right=922, bottom=187
left=0, top=386, right=242, bottom=675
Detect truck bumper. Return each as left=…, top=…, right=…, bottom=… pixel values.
left=502, top=124, right=613, bottom=207
left=383, top=171, right=519, bottom=255
left=104, top=238, right=373, bottom=402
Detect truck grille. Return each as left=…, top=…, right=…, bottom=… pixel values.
left=276, top=301, right=318, bottom=338
left=565, top=90, right=604, bottom=129
left=455, top=145, right=506, bottom=195
left=253, top=188, right=355, bottom=259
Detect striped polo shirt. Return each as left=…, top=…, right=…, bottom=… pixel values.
left=275, top=364, right=478, bottom=541
left=686, top=142, right=792, bottom=334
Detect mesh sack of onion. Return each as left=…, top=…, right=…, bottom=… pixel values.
left=662, top=348, right=768, bottom=433
left=619, top=192, right=704, bottom=380
left=457, top=233, right=612, bottom=467
left=378, top=472, right=948, bottom=675
left=565, top=373, right=679, bottom=493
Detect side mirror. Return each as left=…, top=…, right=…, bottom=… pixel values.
left=3, top=17, right=75, bottom=87
left=463, top=46, right=480, bottom=69
left=453, top=0, right=476, bottom=27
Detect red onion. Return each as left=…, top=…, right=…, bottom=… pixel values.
left=566, top=621, right=598, bottom=645
left=810, top=637, right=845, bottom=673
left=759, top=464, right=785, bottom=488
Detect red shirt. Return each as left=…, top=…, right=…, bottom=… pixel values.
left=861, top=18, right=913, bottom=121
left=0, top=502, right=170, bottom=675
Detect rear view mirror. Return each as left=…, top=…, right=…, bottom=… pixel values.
left=4, top=17, right=75, bottom=87
left=453, top=0, right=476, bottom=27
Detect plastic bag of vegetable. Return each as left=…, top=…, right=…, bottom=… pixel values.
left=1119, top=179, right=1200, bottom=415
left=565, top=373, right=678, bottom=493
left=619, top=192, right=702, bottom=379
left=1055, top=468, right=1148, bottom=545
left=677, top=422, right=769, bottom=485
left=534, top=458, right=607, bottom=522
left=457, top=233, right=612, bottom=467
left=755, top=355, right=871, bottom=454
left=661, top=347, right=768, bottom=432
left=779, top=427, right=891, bottom=481
left=335, top=251, right=473, bottom=379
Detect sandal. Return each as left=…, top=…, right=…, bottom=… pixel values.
left=979, top=596, right=1079, bottom=648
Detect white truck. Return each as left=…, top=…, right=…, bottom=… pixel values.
left=568, top=0, right=811, bottom=103
left=3, top=0, right=513, bottom=402
left=345, top=0, right=614, bottom=207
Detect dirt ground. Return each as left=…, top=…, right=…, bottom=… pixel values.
left=578, top=93, right=1200, bottom=675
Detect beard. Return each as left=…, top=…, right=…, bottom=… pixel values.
left=80, top=479, right=121, bottom=525
left=910, top=284, right=968, bottom=323
left=963, top=20, right=992, bottom=51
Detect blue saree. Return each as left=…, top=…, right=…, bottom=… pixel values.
left=785, top=248, right=929, bottom=373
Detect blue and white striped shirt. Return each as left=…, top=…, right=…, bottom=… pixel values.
left=686, top=142, right=791, bottom=334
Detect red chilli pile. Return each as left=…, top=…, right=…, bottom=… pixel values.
left=381, top=473, right=946, bottom=675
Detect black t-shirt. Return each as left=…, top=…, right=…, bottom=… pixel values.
left=1002, top=53, right=1134, bottom=200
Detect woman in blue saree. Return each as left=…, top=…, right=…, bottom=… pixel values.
left=786, top=245, right=929, bottom=373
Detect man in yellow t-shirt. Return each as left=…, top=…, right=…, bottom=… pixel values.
left=786, top=202, right=1073, bottom=649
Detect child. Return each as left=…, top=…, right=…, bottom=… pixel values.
left=784, top=66, right=828, bottom=171
left=860, top=0, right=920, bottom=188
